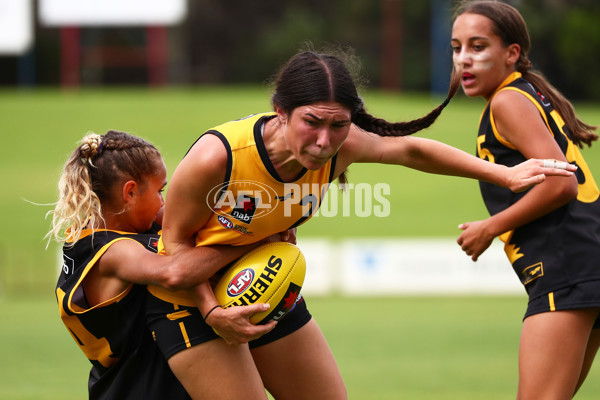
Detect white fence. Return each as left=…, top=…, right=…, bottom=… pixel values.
left=298, top=238, right=524, bottom=296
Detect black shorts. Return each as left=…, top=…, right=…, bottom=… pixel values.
left=525, top=280, right=600, bottom=329
left=146, top=293, right=312, bottom=359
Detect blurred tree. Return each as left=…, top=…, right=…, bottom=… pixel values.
left=556, top=6, right=600, bottom=99
left=0, top=0, right=598, bottom=100
left=511, top=0, right=600, bottom=101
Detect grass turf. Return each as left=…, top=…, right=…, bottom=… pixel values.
left=0, top=87, right=599, bottom=398
left=1, top=294, right=599, bottom=399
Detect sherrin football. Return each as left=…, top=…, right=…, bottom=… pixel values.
left=214, top=242, right=306, bottom=324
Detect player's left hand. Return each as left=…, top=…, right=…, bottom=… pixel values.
left=262, top=228, right=297, bottom=245
left=506, top=158, right=576, bottom=192
left=457, top=220, right=494, bottom=262
left=279, top=228, right=297, bottom=244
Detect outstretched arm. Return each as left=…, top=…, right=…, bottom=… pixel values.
left=336, top=125, right=575, bottom=192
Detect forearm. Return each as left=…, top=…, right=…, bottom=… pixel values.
left=190, top=282, right=220, bottom=317
left=484, top=180, right=576, bottom=237
left=400, top=137, right=509, bottom=185
left=163, top=243, right=256, bottom=291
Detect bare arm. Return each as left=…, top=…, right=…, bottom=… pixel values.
left=336, top=124, right=575, bottom=192
left=457, top=90, right=578, bottom=260
left=81, top=237, right=257, bottom=308
left=158, top=134, right=229, bottom=317
left=97, top=240, right=253, bottom=291
left=160, top=134, right=277, bottom=343
left=161, top=134, right=227, bottom=255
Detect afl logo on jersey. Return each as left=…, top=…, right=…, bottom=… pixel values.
left=227, top=268, right=255, bottom=297
left=218, top=215, right=234, bottom=229
left=207, top=180, right=279, bottom=223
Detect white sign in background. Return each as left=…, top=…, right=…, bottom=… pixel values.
left=0, top=0, right=33, bottom=54
left=39, top=0, right=188, bottom=26
left=298, top=238, right=523, bottom=296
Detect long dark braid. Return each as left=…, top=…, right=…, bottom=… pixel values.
left=272, top=50, right=460, bottom=138
left=353, top=67, right=461, bottom=136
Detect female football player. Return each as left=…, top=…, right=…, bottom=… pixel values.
left=452, top=1, right=600, bottom=398
left=148, top=48, right=577, bottom=399
left=48, top=130, right=274, bottom=399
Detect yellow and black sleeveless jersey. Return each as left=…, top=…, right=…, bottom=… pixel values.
left=56, top=224, right=190, bottom=400
left=477, top=71, right=600, bottom=299
left=149, top=113, right=337, bottom=305
left=196, top=112, right=336, bottom=246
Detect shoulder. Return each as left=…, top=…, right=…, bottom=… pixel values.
left=337, top=124, right=372, bottom=165
left=97, top=238, right=150, bottom=274
left=491, top=89, right=539, bottom=121
left=101, top=237, right=146, bottom=260
left=188, top=133, right=229, bottom=166
left=490, top=87, right=554, bottom=150
left=174, top=133, right=229, bottom=188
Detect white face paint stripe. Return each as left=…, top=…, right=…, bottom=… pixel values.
left=452, top=47, right=494, bottom=71
left=471, top=50, right=494, bottom=70
left=453, top=48, right=470, bottom=66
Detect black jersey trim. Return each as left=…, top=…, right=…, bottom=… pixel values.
left=328, top=153, right=338, bottom=183
left=66, top=238, right=140, bottom=315
left=253, top=115, right=308, bottom=183
left=182, top=130, right=233, bottom=185
left=202, top=130, right=233, bottom=197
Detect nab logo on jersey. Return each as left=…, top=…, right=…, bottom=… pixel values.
left=227, top=268, right=255, bottom=297
left=231, top=195, right=258, bottom=223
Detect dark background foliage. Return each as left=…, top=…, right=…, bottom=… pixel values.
left=1, top=0, right=599, bottom=100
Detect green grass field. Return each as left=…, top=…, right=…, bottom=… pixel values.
left=1, top=87, right=599, bottom=398
left=2, top=295, right=600, bottom=399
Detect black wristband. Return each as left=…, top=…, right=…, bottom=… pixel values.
left=203, top=305, right=221, bottom=321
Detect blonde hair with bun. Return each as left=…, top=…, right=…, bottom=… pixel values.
left=47, top=130, right=162, bottom=245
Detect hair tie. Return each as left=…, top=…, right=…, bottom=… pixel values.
left=80, top=133, right=103, bottom=165
left=518, top=57, right=532, bottom=72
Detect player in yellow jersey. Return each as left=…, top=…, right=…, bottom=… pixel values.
left=149, top=49, right=578, bottom=399
left=452, top=2, right=600, bottom=398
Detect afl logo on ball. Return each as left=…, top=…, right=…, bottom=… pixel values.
left=227, top=268, right=255, bottom=297
left=218, top=215, right=234, bottom=229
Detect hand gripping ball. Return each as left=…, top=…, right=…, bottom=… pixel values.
left=214, top=242, right=306, bottom=324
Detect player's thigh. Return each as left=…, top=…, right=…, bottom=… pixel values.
left=168, top=340, right=267, bottom=400
left=251, top=318, right=347, bottom=400
left=575, top=316, right=600, bottom=393
left=518, top=309, right=598, bottom=400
